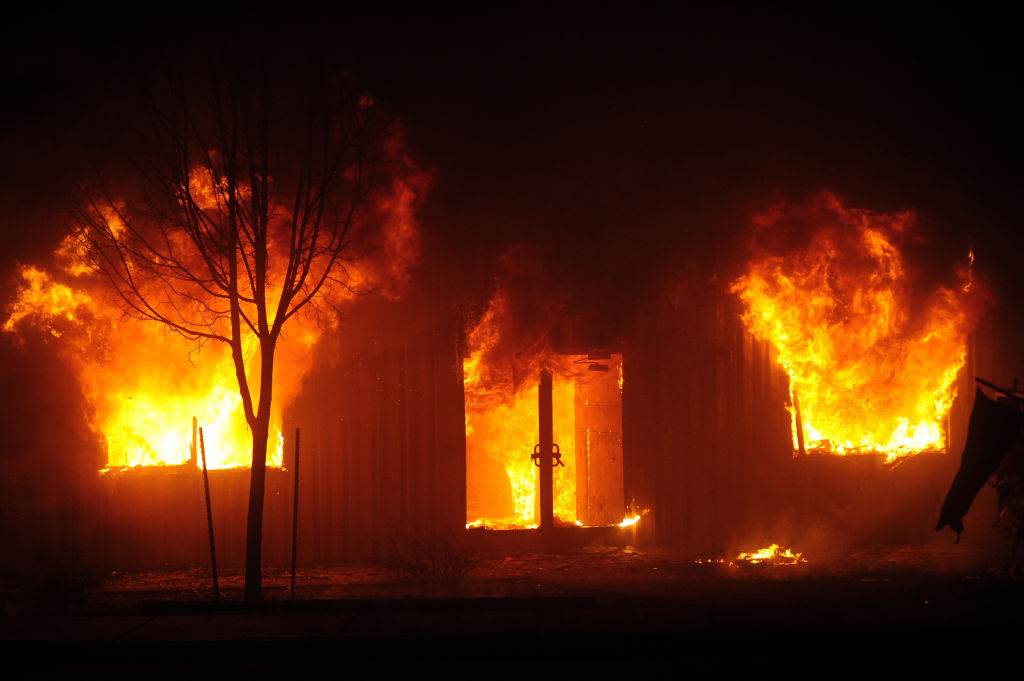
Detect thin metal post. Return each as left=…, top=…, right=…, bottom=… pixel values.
left=538, top=370, right=554, bottom=530
left=290, top=427, right=301, bottom=598
left=190, top=416, right=197, bottom=468
left=199, top=427, right=219, bottom=598
left=793, top=391, right=807, bottom=457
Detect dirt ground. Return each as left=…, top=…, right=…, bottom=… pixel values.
left=80, top=537, right=1008, bottom=601
left=2, top=539, right=1022, bottom=671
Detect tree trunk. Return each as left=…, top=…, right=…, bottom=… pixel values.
left=244, top=415, right=270, bottom=601
left=244, top=342, right=276, bottom=602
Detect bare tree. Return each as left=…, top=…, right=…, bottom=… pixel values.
left=74, top=54, right=394, bottom=600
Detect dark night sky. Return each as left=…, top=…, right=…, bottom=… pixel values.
left=1, top=6, right=1020, bottom=314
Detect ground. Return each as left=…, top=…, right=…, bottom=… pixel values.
left=2, top=540, right=1022, bottom=671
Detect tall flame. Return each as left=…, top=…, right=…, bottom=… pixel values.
left=731, top=193, right=975, bottom=463
left=4, top=149, right=426, bottom=471
left=463, top=289, right=577, bottom=527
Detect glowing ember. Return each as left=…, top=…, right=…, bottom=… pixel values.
left=695, top=543, right=807, bottom=567
left=735, top=543, right=805, bottom=565
left=617, top=514, right=641, bottom=528
left=731, top=192, right=976, bottom=463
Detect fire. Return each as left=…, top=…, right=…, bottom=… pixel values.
left=463, top=281, right=631, bottom=529
left=732, top=193, right=975, bottom=463
left=464, top=368, right=578, bottom=527
left=3, top=267, right=90, bottom=335
left=4, top=154, right=426, bottom=471
left=735, top=544, right=805, bottom=565
left=617, top=514, right=641, bottom=528
left=463, top=289, right=578, bottom=528
left=4, top=260, right=296, bottom=469
left=695, top=543, right=806, bottom=567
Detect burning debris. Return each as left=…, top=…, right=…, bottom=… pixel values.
left=696, top=543, right=807, bottom=568
left=732, top=192, right=979, bottom=463
left=735, top=544, right=806, bottom=566
left=617, top=514, right=641, bottom=528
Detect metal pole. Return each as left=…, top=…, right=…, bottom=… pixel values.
left=290, top=427, right=300, bottom=598
left=538, top=370, right=554, bottom=530
left=793, top=391, right=807, bottom=457
left=199, top=427, right=219, bottom=598
left=190, top=416, right=197, bottom=468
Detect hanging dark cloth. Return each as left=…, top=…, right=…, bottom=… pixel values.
left=937, top=388, right=1024, bottom=540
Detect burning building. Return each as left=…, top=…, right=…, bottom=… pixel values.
left=0, top=16, right=1014, bottom=580
left=0, top=181, right=1000, bottom=575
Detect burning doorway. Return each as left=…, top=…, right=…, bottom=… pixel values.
left=465, top=353, right=624, bottom=529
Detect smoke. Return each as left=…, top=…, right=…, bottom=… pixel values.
left=343, top=128, right=432, bottom=302
left=463, top=244, right=592, bottom=406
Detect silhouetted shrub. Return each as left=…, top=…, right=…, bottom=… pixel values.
left=379, top=532, right=477, bottom=587
left=28, top=552, right=106, bottom=610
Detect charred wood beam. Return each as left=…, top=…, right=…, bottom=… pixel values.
left=976, top=377, right=1024, bottom=404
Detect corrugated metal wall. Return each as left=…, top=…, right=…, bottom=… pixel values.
left=1, top=273, right=1013, bottom=571
left=624, top=285, right=793, bottom=552
left=284, top=286, right=466, bottom=565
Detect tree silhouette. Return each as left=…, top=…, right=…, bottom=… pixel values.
left=74, top=52, right=401, bottom=600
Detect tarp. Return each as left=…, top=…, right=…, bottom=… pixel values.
left=937, top=388, right=1023, bottom=539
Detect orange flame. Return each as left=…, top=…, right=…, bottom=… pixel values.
left=463, top=289, right=577, bottom=528
left=735, top=544, right=805, bottom=565
left=731, top=193, right=975, bottom=463
left=5, top=149, right=426, bottom=471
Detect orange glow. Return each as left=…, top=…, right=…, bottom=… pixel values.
left=5, top=157, right=425, bottom=472
left=735, top=544, right=805, bottom=565
left=464, top=367, right=578, bottom=528
left=5, top=256, right=306, bottom=470
left=3, top=267, right=90, bottom=336
left=463, top=286, right=629, bottom=529
left=732, top=193, right=975, bottom=463
left=617, top=514, right=641, bottom=528
left=463, top=290, right=578, bottom=528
